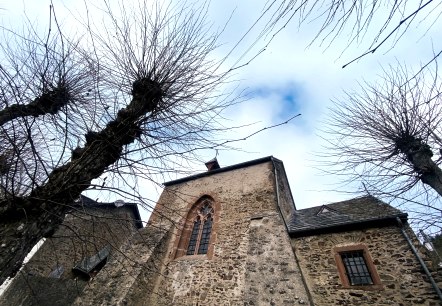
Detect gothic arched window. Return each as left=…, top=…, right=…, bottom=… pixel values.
left=173, top=196, right=218, bottom=259
left=186, top=201, right=213, bottom=255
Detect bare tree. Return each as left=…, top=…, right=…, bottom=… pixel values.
left=0, top=0, right=292, bottom=285
left=237, top=0, right=442, bottom=231
left=320, top=63, right=442, bottom=231
left=253, top=0, right=442, bottom=68
left=263, top=0, right=442, bottom=233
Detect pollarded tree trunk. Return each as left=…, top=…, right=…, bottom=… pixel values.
left=0, top=78, right=161, bottom=285
left=0, top=87, right=71, bottom=127
left=400, top=138, right=442, bottom=197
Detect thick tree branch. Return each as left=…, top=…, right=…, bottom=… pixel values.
left=0, top=87, right=70, bottom=126
left=401, top=140, right=442, bottom=197
left=0, top=78, right=161, bottom=285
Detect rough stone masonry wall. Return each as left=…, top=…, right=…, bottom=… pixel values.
left=0, top=275, right=85, bottom=306
left=24, top=206, right=138, bottom=280
left=72, top=224, right=172, bottom=306
left=72, top=181, right=186, bottom=306
left=127, top=161, right=310, bottom=305
left=244, top=215, right=309, bottom=305
left=0, top=205, right=139, bottom=306
left=293, top=226, right=440, bottom=306
left=273, top=159, right=296, bottom=226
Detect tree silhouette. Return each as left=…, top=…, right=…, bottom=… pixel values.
left=242, top=0, right=442, bottom=231
left=254, top=0, right=441, bottom=68
left=0, top=1, right=296, bottom=285
left=320, top=64, right=442, bottom=231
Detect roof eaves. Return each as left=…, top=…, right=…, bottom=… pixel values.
left=163, top=156, right=274, bottom=186
left=76, top=196, right=143, bottom=229
left=289, top=213, right=408, bottom=237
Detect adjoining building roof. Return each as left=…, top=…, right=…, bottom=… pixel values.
left=75, top=195, right=143, bottom=229
left=289, top=196, right=407, bottom=237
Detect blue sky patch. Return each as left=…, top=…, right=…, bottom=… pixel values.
left=249, top=82, right=303, bottom=117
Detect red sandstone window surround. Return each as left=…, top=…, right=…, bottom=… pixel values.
left=333, top=244, right=382, bottom=290
left=186, top=202, right=213, bottom=255
left=172, top=196, right=219, bottom=259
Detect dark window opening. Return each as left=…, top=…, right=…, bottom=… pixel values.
left=341, top=251, right=373, bottom=285
left=72, top=244, right=110, bottom=280
left=198, top=216, right=212, bottom=254
left=186, top=201, right=213, bottom=255
left=186, top=218, right=201, bottom=255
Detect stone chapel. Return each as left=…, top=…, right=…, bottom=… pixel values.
left=1, top=156, right=441, bottom=305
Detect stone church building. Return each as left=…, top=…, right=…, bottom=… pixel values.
left=1, top=156, right=441, bottom=305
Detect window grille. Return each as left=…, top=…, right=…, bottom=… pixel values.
left=340, top=251, right=373, bottom=285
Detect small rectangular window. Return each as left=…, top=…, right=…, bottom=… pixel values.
left=334, top=244, right=382, bottom=289
left=340, top=251, right=373, bottom=285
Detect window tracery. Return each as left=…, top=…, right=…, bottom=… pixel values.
left=186, top=201, right=213, bottom=255
left=173, top=196, right=217, bottom=259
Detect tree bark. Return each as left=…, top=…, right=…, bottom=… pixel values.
left=403, top=140, right=442, bottom=197
left=0, top=79, right=161, bottom=285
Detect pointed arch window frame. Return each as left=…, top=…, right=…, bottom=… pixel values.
left=172, top=196, right=219, bottom=260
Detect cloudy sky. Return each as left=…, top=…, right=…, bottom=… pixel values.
left=2, top=0, right=442, bottom=220
left=204, top=0, right=442, bottom=210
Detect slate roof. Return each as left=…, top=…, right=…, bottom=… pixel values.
left=75, top=195, right=143, bottom=229
left=288, top=196, right=407, bottom=237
